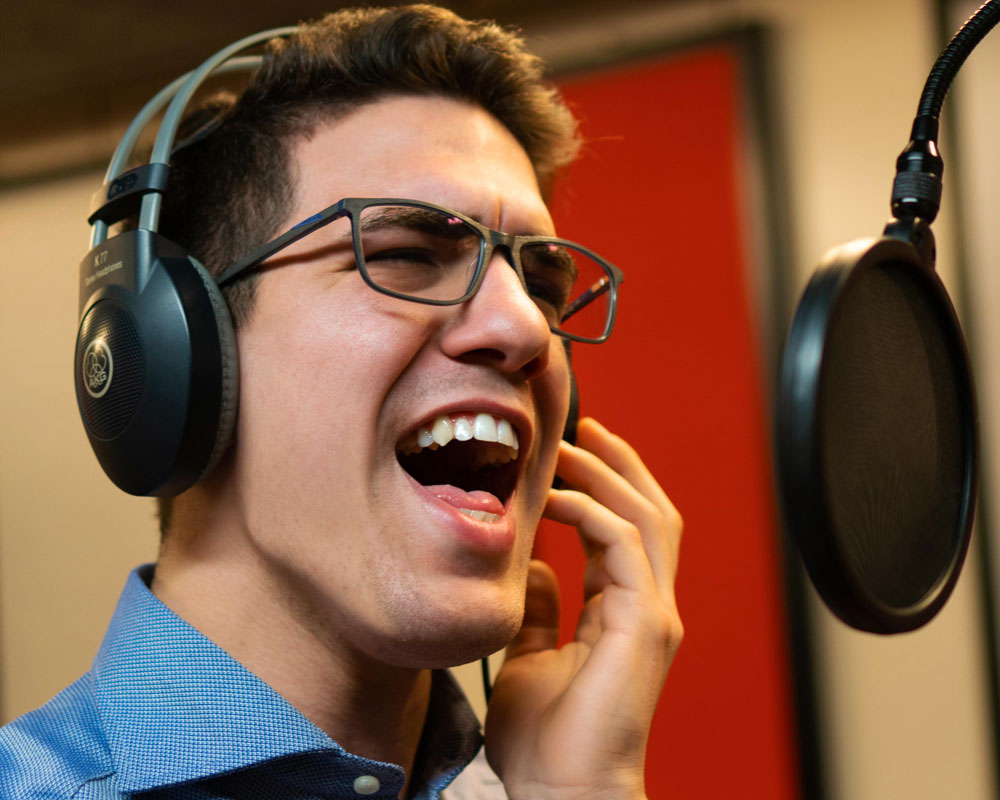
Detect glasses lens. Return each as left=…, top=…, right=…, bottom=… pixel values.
left=520, top=241, right=614, bottom=341
left=356, top=204, right=483, bottom=301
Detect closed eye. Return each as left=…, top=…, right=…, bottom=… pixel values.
left=365, top=248, right=442, bottom=266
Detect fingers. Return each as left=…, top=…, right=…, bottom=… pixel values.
left=544, top=484, right=683, bottom=666
left=505, top=560, right=561, bottom=660
left=551, top=417, right=682, bottom=596
left=577, top=417, right=682, bottom=539
left=544, top=488, right=656, bottom=599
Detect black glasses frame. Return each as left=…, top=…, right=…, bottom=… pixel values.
left=215, top=197, right=624, bottom=344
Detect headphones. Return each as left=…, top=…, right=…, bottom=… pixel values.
left=77, top=29, right=295, bottom=497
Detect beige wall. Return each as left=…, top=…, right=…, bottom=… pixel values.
left=0, top=173, right=161, bottom=718
left=2, top=1, right=997, bottom=798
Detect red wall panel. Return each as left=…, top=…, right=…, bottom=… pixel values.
left=534, top=46, right=800, bottom=798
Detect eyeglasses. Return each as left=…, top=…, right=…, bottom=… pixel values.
left=216, top=197, right=624, bottom=343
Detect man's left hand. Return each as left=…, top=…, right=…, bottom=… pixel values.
left=484, top=417, right=683, bottom=800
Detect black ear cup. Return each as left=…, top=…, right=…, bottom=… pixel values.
left=76, top=230, right=238, bottom=496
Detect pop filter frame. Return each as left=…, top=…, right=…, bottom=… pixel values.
left=776, top=1, right=1000, bottom=633
left=778, top=223, right=978, bottom=632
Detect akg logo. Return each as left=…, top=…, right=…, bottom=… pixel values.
left=83, top=338, right=113, bottom=398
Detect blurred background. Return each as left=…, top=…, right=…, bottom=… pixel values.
left=3, top=0, right=999, bottom=797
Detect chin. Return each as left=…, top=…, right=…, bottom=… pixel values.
left=372, top=586, right=525, bottom=670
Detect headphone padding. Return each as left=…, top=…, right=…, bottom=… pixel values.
left=188, top=257, right=239, bottom=483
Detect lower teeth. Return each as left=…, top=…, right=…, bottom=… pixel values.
left=459, top=508, right=501, bottom=523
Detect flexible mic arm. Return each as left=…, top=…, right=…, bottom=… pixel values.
left=891, top=0, right=1000, bottom=226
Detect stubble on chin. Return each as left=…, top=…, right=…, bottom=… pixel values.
left=367, top=546, right=531, bottom=670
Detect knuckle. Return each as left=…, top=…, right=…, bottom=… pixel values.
left=637, top=499, right=662, bottom=530
left=651, top=605, right=684, bottom=650
left=669, top=615, right=685, bottom=648
left=646, top=501, right=682, bottom=538
left=667, top=507, right=684, bottom=536
left=624, top=522, right=644, bottom=548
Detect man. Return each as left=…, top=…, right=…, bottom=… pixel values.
left=2, top=6, right=682, bottom=798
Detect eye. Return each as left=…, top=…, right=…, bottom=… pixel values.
left=365, top=248, right=443, bottom=267
left=362, top=248, right=452, bottom=295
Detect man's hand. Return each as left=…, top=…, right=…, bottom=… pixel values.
left=484, top=417, right=683, bottom=800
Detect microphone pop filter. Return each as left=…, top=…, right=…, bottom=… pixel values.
left=777, top=230, right=977, bottom=633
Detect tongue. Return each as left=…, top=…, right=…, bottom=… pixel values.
left=425, top=485, right=504, bottom=514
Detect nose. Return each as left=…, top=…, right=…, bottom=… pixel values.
left=439, top=250, right=552, bottom=378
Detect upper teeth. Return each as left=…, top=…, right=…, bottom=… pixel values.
left=399, top=413, right=519, bottom=455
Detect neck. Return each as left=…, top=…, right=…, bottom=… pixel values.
left=152, top=514, right=433, bottom=790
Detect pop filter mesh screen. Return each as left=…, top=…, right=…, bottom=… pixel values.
left=819, top=260, right=964, bottom=609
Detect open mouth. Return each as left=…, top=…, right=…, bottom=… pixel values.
left=396, top=413, right=521, bottom=521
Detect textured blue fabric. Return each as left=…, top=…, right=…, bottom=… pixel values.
left=0, top=565, right=484, bottom=799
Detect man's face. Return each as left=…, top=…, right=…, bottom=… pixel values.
left=228, top=95, right=570, bottom=668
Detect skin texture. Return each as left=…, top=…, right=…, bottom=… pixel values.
left=153, top=95, right=683, bottom=800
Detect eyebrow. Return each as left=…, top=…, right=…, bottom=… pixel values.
left=358, top=206, right=475, bottom=239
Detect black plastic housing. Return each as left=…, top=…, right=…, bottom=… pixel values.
left=88, top=163, right=170, bottom=226
left=891, top=116, right=944, bottom=223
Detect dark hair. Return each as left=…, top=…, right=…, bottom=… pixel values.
left=156, top=4, right=580, bottom=537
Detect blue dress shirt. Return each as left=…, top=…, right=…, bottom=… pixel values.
left=0, top=565, right=494, bottom=799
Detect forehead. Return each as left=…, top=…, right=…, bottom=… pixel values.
left=287, top=94, right=553, bottom=233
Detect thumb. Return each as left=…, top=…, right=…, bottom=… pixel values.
left=505, top=559, right=561, bottom=660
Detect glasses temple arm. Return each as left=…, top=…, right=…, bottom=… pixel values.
left=215, top=206, right=346, bottom=286
left=561, top=276, right=612, bottom=323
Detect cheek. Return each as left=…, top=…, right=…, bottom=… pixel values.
left=232, top=281, right=428, bottom=505
left=242, top=276, right=431, bottom=415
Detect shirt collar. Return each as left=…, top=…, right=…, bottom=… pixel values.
left=92, top=565, right=482, bottom=796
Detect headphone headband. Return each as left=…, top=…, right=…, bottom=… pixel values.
left=90, top=28, right=296, bottom=250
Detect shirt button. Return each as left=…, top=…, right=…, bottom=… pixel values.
left=353, top=775, right=381, bottom=795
